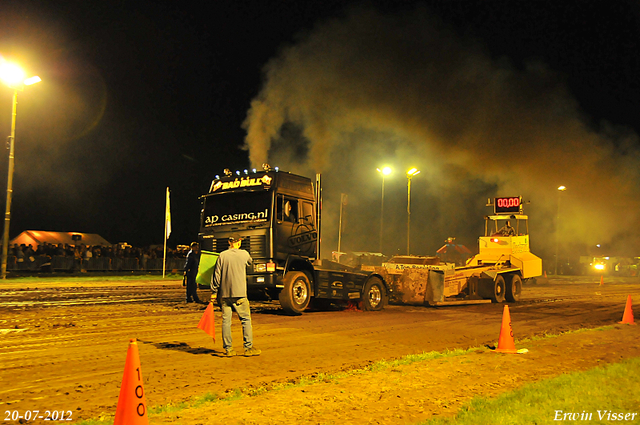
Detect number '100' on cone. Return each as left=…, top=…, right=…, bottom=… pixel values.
left=114, top=339, right=149, bottom=425
left=495, top=305, right=519, bottom=353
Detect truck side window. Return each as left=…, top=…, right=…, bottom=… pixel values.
left=302, top=202, right=314, bottom=224
left=277, top=195, right=299, bottom=223
left=284, top=199, right=298, bottom=222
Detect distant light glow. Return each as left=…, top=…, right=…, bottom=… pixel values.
left=558, top=185, right=566, bottom=191
left=244, top=169, right=248, bottom=174
left=377, top=166, right=392, bottom=176
left=407, top=167, right=420, bottom=177
left=236, top=170, right=240, bottom=175
left=594, top=264, right=605, bottom=270
left=215, top=175, right=220, bottom=179
left=275, top=167, right=279, bottom=171
left=252, top=168, right=257, bottom=173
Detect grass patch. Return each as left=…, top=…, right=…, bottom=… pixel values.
left=419, top=356, right=640, bottom=425
left=74, top=393, right=220, bottom=424
left=516, top=325, right=615, bottom=344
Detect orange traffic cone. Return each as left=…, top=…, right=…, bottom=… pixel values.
left=619, top=295, right=637, bottom=325
left=197, top=301, right=216, bottom=341
left=599, top=275, right=604, bottom=286
left=495, top=305, right=518, bottom=353
left=114, top=339, right=149, bottom=425
left=544, top=271, right=547, bottom=278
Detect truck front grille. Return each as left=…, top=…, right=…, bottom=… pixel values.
left=211, top=235, right=267, bottom=258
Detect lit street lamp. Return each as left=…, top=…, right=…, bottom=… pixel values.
left=554, top=185, right=566, bottom=275
left=406, top=167, right=420, bottom=255
left=376, top=166, right=392, bottom=253
left=0, top=62, right=41, bottom=279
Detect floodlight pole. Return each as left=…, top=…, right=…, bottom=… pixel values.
left=1, top=88, right=18, bottom=279
left=407, top=175, right=412, bottom=255
left=406, top=168, right=419, bottom=255
left=554, top=186, right=566, bottom=276
left=379, top=174, right=385, bottom=253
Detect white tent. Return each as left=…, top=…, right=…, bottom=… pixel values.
left=10, top=230, right=111, bottom=247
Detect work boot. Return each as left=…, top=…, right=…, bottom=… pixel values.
left=221, top=349, right=236, bottom=357
left=244, top=347, right=261, bottom=357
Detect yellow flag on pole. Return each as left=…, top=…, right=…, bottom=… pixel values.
left=165, top=187, right=171, bottom=239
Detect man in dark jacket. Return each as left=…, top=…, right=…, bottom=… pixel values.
left=211, top=234, right=260, bottom=357
left=183, top=242, right=203, bottom=303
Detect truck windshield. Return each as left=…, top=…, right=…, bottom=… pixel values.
left=202, top=191, right=271, bottom=228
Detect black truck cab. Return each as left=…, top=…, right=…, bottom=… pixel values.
left=199, top=169, right=387, bottom=314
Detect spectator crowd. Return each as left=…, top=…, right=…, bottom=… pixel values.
left=2, top=242, right=189, bottom=272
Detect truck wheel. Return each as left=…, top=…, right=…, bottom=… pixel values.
left=279, top=271, right=311, bottom=315
left=490, top=275, right=506, bottom=303
left=505, top=274, right=522, bottom=302
left=362, top=277, right=388, bottom=311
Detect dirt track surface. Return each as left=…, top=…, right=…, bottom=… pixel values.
left=1, top=275, right=639, bottom=424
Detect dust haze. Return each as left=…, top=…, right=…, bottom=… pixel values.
left=242, top=5, right=640, bottom=263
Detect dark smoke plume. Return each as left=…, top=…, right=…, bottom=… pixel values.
left=243, top=5, right=640, bottom=261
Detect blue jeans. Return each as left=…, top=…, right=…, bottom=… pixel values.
left=220, top=297, right=254, bottom=351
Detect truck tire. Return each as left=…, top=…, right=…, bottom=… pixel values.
left=361, top=277, right=388, bottom=311
left=492, top=275, right=506, bottom=303
left=279, top=271, right=311, bottom=315
left=478, top=276, right=505, bottom=303
left=505, top=274, right=522, bottom=302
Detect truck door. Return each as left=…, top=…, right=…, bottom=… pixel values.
left=275, top=194, right=317, bottom=258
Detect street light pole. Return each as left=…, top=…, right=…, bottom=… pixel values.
left=0, top=63, right=41, bottom=279
left=1, top=88, right=18, bottom=279
left=554, top=185, right=566, bottom=276
left=406, top=168, right=420, bottom=255
left=376, top=167, right=391, bottom=253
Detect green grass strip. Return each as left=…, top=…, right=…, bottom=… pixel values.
left=419, top=356, right=640, bottom=425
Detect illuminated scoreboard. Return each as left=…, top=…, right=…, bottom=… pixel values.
left=494, top=197, right=522, bottom=214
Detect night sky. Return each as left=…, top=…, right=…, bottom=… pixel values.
left=0, top=0, right=639, bottom=263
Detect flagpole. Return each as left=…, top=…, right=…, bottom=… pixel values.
left=338, top=193, right=345, bottom=252
left=163, top=187, right=170, bottom=278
